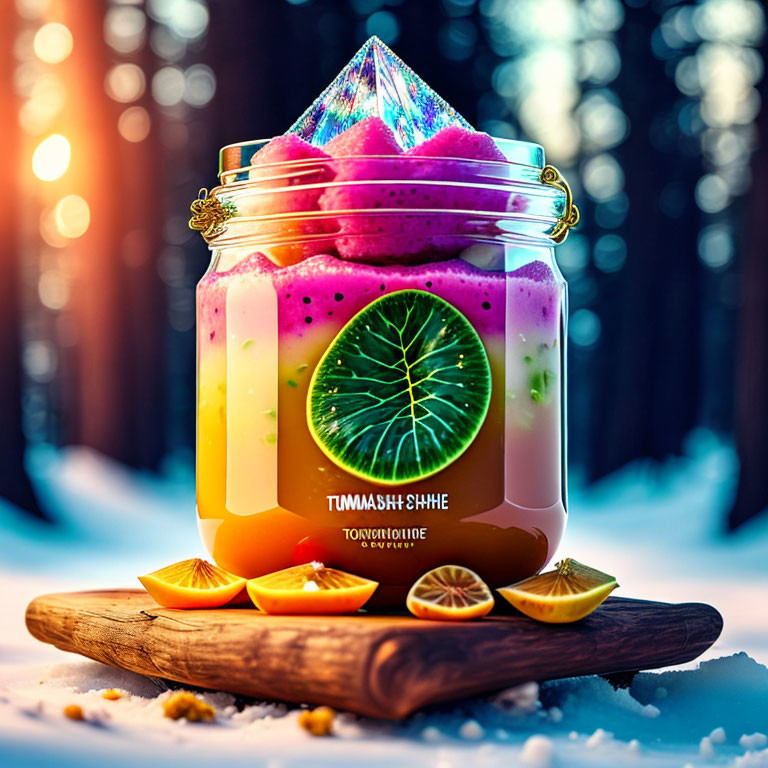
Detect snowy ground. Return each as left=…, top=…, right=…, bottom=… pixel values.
left=1, top=433, right=767, bottom=767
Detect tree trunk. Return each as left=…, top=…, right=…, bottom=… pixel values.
left=729, top=35, right=768, bottom=529
left=589, top=5, right=701, bottom=479
left=57, top=0, right=165, bottom=468
left=0, top=9, right=44, bottom=516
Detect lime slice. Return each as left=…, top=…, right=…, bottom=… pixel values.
left=497, top=558, right=618, bottom=623
left=307, top=289, right=491, bottom=484
left=407, top=565, right=494, bottom=621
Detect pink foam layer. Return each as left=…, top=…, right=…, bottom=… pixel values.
left=505, top=265, right=561, bottom=334
left=198, top=254, right=560, bottom=344
left=270, top=255, right=506, bottom=338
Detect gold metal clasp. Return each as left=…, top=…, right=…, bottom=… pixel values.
left=189, top=188, right=236, bottom=241
left=540, top=165, right=580, bottom=244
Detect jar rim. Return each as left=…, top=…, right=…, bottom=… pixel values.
left=218, top=135, right=545, bottom=180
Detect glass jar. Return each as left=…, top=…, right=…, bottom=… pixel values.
left=193, top=137, right=577, bottom=604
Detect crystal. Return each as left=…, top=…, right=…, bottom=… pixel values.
left=287, top=36, right=471, bottom=150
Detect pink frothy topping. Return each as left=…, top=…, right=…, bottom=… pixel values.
left=406, top=126, right=507, bottom=162
left=198, top=252, right=560, bottom=345
left=234, top=122, right=526, bottom=266
left=323, top=116, right=403, bottom=157
left=245, top=134, right=336, bottom=261
left=251, top=133, right=331, bottom=166
left=311, top=120, right=510, bottom=263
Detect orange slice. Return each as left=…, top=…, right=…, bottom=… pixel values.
left=246, top=562, right=378, bottom=614
left=406, top=565, right=494, bottom=620
left=138, top=558, right=246, bottom=609
left=497, top=558, right=618, bottom=623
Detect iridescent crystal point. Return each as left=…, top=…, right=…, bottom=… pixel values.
left=287, top=36, right=471, bottom=150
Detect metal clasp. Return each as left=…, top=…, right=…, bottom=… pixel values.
left=540, top=165, right=580, bottom=244
left=189, top=188, right=236, bottom=241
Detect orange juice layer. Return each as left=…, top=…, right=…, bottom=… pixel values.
left=197, top=253, right=565, bottom=598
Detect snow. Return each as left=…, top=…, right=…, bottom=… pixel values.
left=712, top=728, right=728, bottom=745
left=458, top=719, right=485, bottom=740
left=741, top=735, right=768, bottom=750
left=0, top=435, right=767, bottom=767
left=520, top=734, right=555, bottom=766
left=732, top=750, right=768, bottom=768
left=701, top=736, right=716, bottom=759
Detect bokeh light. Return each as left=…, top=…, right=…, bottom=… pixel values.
left=698, top=224, right=734, bottom=269
left=439, top=19, right=477, bottom=61
left=147, top=0, right=209, bottom=41
left=39, top=206, right=67, bottom=248
left=577, top=91, right=629, bottom=151
left=557, top=233, right=590, bottom=275
left=569, top=308, right=602, bottom=348
left=33, top=22, right=73, bottom=64
left=13, top=62, right=40, bottom=98
left=53, top=194, right=90, bottom=239
left=695, top=173, right=730, bottom=213
left=484, top=0, right=587, bottom=165
left=693, top=0, right=765, bottom=44
left=105, top=63, right=146, bottom=103
left=183, top=64, right=216, bottom=107
left=23, top=339, right=57, bottom=383
left=38, top=270, right=69, bottom=310
left=104, top=5, right=146, bottom=54
left=582, top=153, right=624, bottom=201
left=19, top=73, right=66, bottom=134
left=15, top=0, right=50, bottom=20
left=149, top=25, right=186, bottom=62
left=579, top=39, right=621, bottom=85
left=152, top=65, right=185, bottom=107
left=365, top=11, right=400, bottom=45
left=32, top=133, right=70, bottom=181
left=118, top=106, right=151, bottom=142
left=593, top=234, right=627, bottom=273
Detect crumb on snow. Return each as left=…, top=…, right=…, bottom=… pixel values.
left=162, top=692, right=215, bottom=723
left=458, top=719, right=484, bottom=740
left=586, top=728, right=613, bottom=749
left=63, top=704, right=84, bottom=721
left=520, top=734, right=554, bottom=768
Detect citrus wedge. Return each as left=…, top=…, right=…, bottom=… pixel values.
left=246, top=562, right=378, bottom=614
left=406, top=565, right=494, bottom=621
left=138, top=558, right=246, bottom=609
left=497, top=558, right=618, bottom=623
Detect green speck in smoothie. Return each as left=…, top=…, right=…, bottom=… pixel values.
left=529, top=369, right=555, bottom=404
left=265, top=433, right=277, bottom=445
left=287, top=379, right=298, bottom=388
left=241, top=339, right=254, bottom=350
left=262, top=408, right=277, bottom=419
left=296, top=363, right=309, bottom=374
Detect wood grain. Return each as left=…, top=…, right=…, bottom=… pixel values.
left=26, top=590, right=722, bottom=719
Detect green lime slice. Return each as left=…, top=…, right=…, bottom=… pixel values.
left=307, top=289, right=491, bottom=485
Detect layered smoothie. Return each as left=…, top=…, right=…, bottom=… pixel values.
left=194, top=37, right=570, bottom=603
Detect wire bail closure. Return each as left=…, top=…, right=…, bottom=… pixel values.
left=189, top=188, right=236, bottom=241
left=540, top=165, right=580, bottom=244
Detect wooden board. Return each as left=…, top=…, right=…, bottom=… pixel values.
left=26, top=590, right=722, bottom=720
